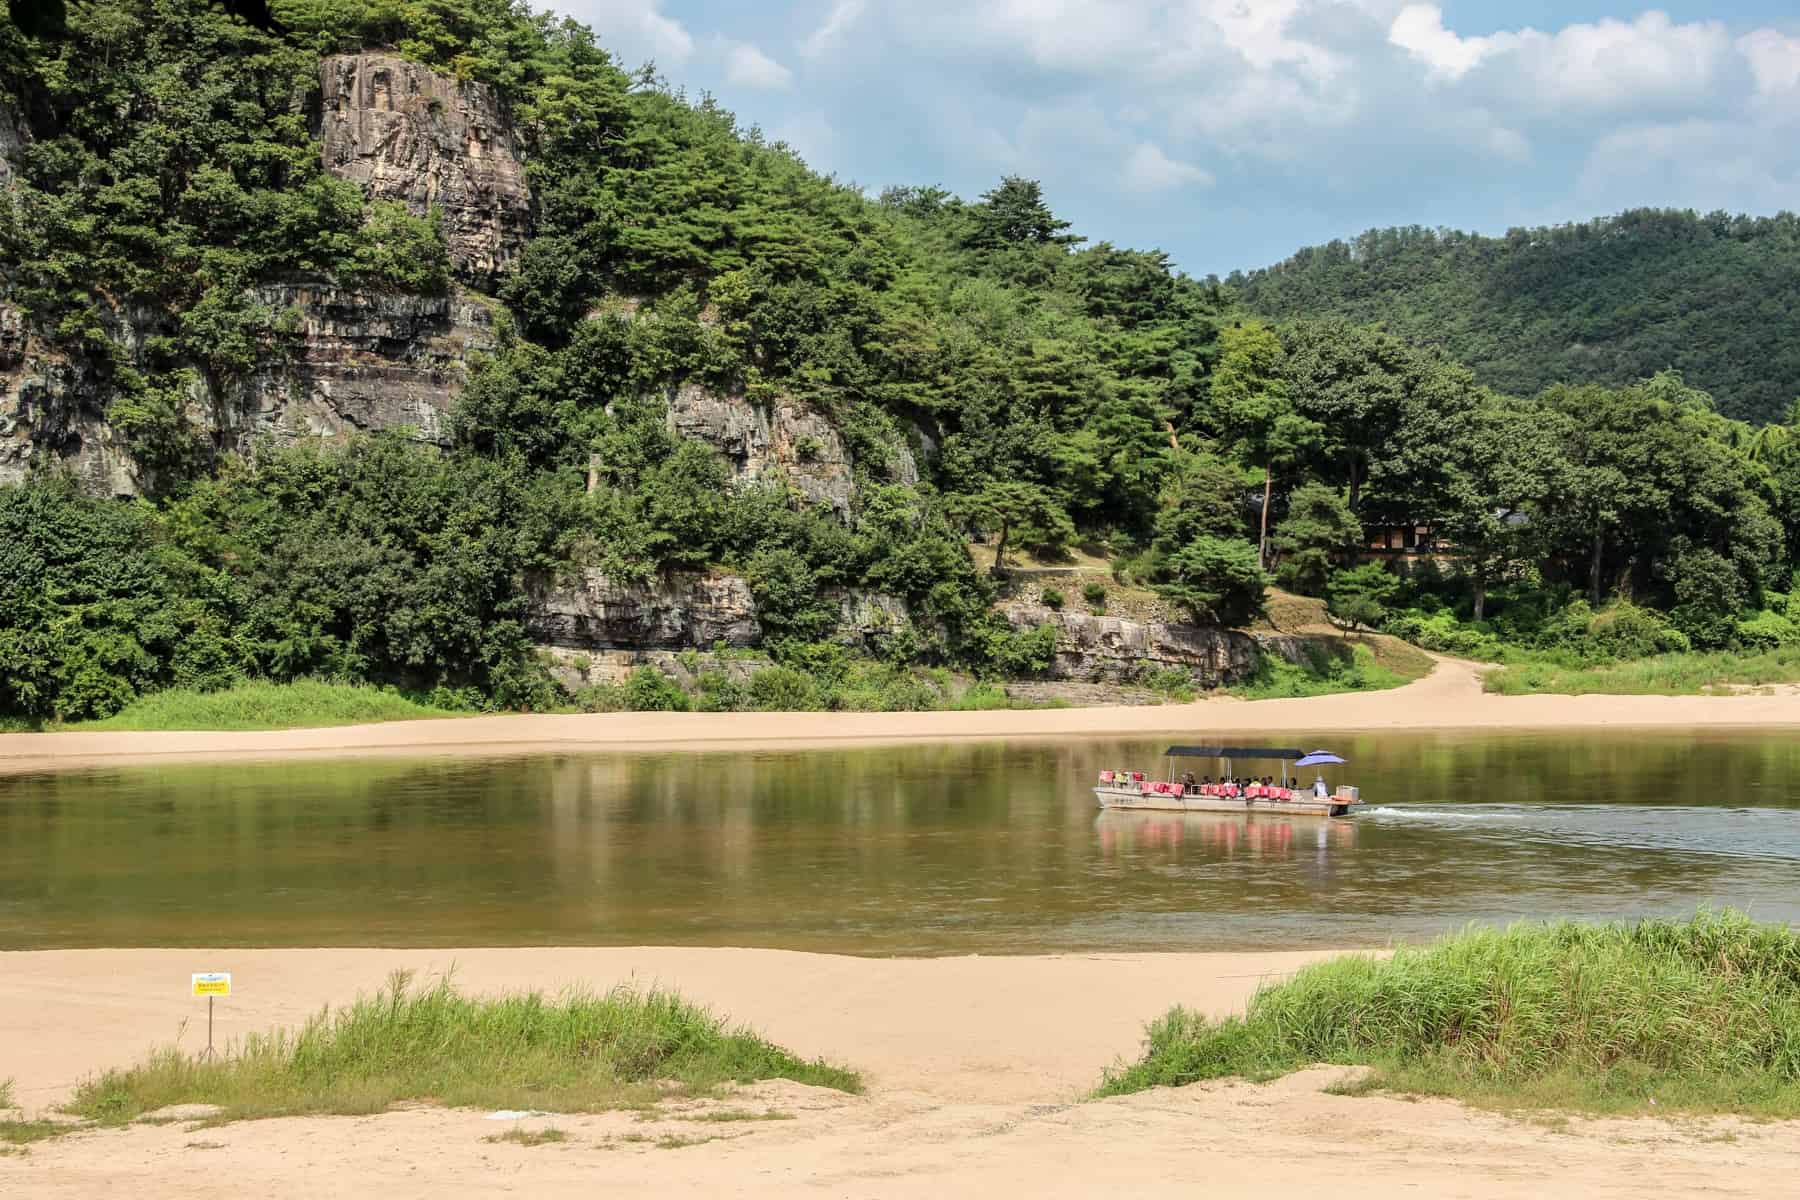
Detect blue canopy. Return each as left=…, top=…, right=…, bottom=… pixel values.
left=1294, top=751, right=1346, bottom=767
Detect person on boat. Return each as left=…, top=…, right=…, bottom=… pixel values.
left=1313, top=776, right=1329, bottom=798
left=1181, top=771, right=1196, bottom=793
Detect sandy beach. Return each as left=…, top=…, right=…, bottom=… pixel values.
left=3, top=657, right=1799, bottom=776
left=3, top=946, right=1797, bottom=1198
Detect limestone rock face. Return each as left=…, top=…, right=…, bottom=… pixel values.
left=0, top=101, right=28, bottom=190
left=318, top=53, right=531, bottom=283
left=665, top=383, right=857, bottom=519
left=526, top=571, right=763, bottom=650
left=1000, top=602, right=1262, bottom=687
left=0, top=280, right=494, bottom=494
left=525, top=568, right=916, bottom=656
left=0, top=293, right=135, bottom=494
left=233, top=281, right=496, bottom=447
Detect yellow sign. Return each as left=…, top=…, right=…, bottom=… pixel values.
left=191, top=972, right=232, bottom=998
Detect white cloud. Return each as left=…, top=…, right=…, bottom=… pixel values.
left=1578, top=118, right=1800, bottom=214
left=1388, top=3, right=1494, bottom=79
left=1388, top=6, right=1731, bottom=111
left=724, top=43, right=795, bottom=90
left=1202, top=0, right=1345, bottom=81
left=801, top=0, right=866, bottom=59
left=1123, top=141, right=1215, bottom=192
left=567, top=0, right=693, bottom=65
left=1739, top=30, right=1800, bottom=100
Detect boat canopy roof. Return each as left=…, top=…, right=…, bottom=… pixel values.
left=1165, top=745, right=1307, bottom=760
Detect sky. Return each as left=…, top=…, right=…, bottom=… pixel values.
left=554, top=2, right=1800, bottom=277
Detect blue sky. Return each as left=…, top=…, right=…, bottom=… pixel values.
left=557, top=2, right=1800, bottom=276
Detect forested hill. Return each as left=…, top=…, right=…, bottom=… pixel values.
left=1225, top=210, right=1800, bottom=425
left=1, top=0, right=1797, bottom=726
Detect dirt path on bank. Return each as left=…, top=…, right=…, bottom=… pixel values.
left=3, top=946, right=1796, bottom=1198
left=3, top=656, right=1799, bottom=775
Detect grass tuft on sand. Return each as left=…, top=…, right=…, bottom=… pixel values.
left=66, top=971, right=859, bottom=1125
left=484, top=1127, right=568, bottom=1146
left=84, top=681, right=462, bottom=732
left=1097, top=911, right=1800, bottom=1117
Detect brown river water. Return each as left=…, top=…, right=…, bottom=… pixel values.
left=3, top=731, right=1798, bottom=953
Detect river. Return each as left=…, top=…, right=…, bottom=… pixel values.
left=3, top=731, right=1797, bottom=952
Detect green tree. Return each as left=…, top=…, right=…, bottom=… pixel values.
left=1155, top=537, right=1268, bottom=627
left=1327, top=563, right=1399, bottom=632
left=1271, top=482, right=1362, bottom=597
left=952, top=482, right=1075, bottom=577
left=1212, top=320, right=1321, bottom=568
left=964, top=177, right=1083, bottom=250
left=1151, top=449, right=1249, bottom=557
left=1438, top=395, right=1551, bottom=620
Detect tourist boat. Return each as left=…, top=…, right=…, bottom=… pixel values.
left=1094, top=746, right=1362, bottom=817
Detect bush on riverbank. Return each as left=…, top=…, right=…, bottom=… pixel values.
left=1097, top=912, right=1800, bottom=1117
left=68, top=973, right=859, bottom=1124
left=84, top=680, right=464, bottom=731
left=1228, top=643, right=1416, bottom=700
left=1380, top=584, right=1800, bottom=695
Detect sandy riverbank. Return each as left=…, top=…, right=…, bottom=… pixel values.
left=3, top=657, right=1799, bottom=775
left=4, top=945, right=1797, bottom=1198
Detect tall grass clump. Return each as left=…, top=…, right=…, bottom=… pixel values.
left=1098, top=911, right=1800, bottom=1116
left=67, top=972, right=859, bottom=1125
left=86, top=680, right=463, bottom=731
left=1484, top=646, right=1800, bottom=696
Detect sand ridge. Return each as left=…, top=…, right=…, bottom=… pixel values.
left=4, top=657, right=1799, bottom=775
left=3, top=946, right=1797, bottom=1198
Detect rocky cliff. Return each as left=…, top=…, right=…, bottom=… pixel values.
left=665, top=383, right=858, bottom=519
left=232, top=281, right=496, bottom=447
left=1000, top=602, right=1263, bottom=688
left=318, top=53, right=532, bottom=284
left=1, top=49, right=522, bottom=494
left=0, top=100, right=27, bottom=191
left=0, top=281, right=495, bottom=494
left=526, top=570, right=763, bottom=651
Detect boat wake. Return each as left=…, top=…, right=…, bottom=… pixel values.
left=1362, top=802, right=1800, bottom=862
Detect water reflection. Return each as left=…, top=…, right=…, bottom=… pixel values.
left=1096, top=811, right=1359, bottom=861
left=1, top=731, right=1797, bottom=953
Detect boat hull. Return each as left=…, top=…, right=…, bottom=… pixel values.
left=1094, top=786, right=1356, bottom=818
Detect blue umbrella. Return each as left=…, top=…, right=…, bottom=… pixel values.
left=1294, top=751, right=1346, bottom=767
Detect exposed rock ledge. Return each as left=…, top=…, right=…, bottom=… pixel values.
left=527, top=571, right=763, bottom=651
left=525, top=569, right=912, bottom=653
left=665, top=383, right=857, bottom=520
left=319, top=52, right=531, bottom=283
left=0, top=281, right=495, bottom=494
left=1000, top=602, right=1263, bottom=688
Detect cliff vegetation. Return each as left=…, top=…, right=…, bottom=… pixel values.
left=1, top=0, right=1798, bottom=723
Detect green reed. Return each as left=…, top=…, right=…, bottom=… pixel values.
left=68, top=972, right=859, bottom=1124
left=1098, top=911, right=1800, bottom=1116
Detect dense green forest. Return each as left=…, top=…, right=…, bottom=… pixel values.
left=1227, top=210, right=1800, bottom=426
left=2, top=0, right=1798, bottom=723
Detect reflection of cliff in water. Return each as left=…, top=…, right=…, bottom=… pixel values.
left=1096, top=812, right=1357, bottom=862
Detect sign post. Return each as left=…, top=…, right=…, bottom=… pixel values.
left=191, top=973, right=231, bottom=1058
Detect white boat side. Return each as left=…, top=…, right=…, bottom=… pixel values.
left=1094, top=784, right=1360, bottom=818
